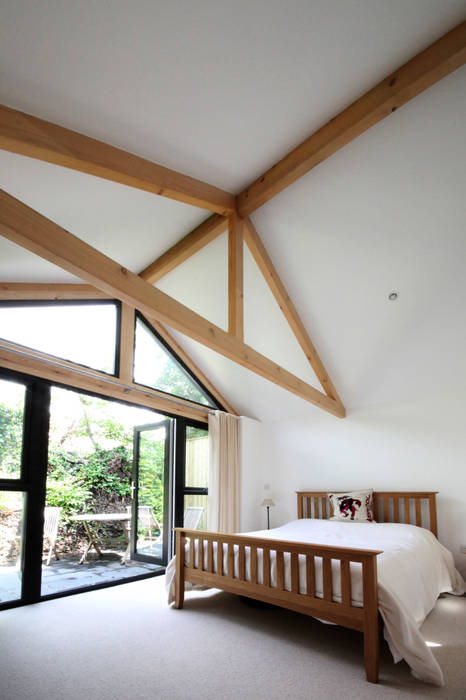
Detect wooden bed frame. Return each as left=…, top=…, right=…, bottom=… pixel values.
left=173, top=491, right=438, bottom=683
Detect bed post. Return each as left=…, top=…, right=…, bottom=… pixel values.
left=362, top=553, right=380, bottom=683
left=174, top=529, right=185, bottom=609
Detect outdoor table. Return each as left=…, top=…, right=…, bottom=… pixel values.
left=70, top=513, right=131, bottom=565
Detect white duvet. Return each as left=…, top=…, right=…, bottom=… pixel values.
left=166, top=519, right=465, bottom=685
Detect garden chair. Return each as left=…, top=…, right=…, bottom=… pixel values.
left=183, top=506, right=204, bottom=530
left=126, top=505, right=162, bottom=544
left=43, top=506, right=62, bottom=566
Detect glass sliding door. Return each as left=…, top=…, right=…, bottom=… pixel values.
left=0, top=366, right=211, bottom=609
left=183, top=425, right=208, bottom=529
left=174, top=420, right=209, bottom=536
left=41, top=386, right=164, bottom=597
left=131, top=420, right=172, bottom=566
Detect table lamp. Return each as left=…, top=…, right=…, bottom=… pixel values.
left=260, top=497, right=276, bottom=529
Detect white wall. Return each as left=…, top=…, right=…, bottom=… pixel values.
left=242, top=397, right=466, bottom=577
left=239, top=417, right=265, bottom=532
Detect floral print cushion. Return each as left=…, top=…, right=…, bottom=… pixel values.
left=328, top=489, right=375, bottom=522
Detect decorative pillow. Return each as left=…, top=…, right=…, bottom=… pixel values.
left=328, top=489, right=375, bottom=522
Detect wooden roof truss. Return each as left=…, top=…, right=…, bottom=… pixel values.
left=0, top=21, right=464, bottom=419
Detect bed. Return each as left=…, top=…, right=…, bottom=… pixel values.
left=168, top=491, right=464, bottom=686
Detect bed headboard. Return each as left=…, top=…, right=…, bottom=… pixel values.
left=296, top=491, right=438, bottom=537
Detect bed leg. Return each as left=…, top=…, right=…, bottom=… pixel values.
left=364, top=625, right=379, bottom=683
left=362, top=555, right=379, bottom=683
left=174, top=531, right=185, bottom=609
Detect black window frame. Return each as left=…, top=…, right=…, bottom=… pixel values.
left=0, top=299, right=122, bottom=378
left=174, top=418, right=209, bottom=531
left=0, top=365, right=216, bottom=611
left=0, top=366, right=51, bottom=608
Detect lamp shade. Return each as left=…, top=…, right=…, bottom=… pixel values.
left=260, top=498, right=276, bottom=507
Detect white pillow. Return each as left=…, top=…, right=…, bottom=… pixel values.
left=328, top=489, right=375, bottom=522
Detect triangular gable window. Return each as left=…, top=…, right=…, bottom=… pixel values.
left=133, top=314, right=217, bottom=408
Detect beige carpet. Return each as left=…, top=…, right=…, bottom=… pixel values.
left=0, top=577, right=464, bottom=700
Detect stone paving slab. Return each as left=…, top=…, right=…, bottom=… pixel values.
left=1, top=552, right=162, bottom=602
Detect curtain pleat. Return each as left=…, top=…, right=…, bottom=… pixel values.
left=208, top=411, right=239, bottom=533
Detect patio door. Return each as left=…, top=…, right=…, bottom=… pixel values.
left=131, top=420, right=172, bottom=566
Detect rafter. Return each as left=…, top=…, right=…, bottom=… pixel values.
left=0, top=189, right=344, bottom=417
left=228, top=213, right=244, bottom=340
left=139, top=214, right=227, bottom=283
left=0, top=104, right=235, bottom=215
left=0, top=340, right=209, bottom=422
left=243, top=218, right=343, bottom=408
left=0, top=282, right=110, bottom=299
left=237, top=21, right=466, bottom=216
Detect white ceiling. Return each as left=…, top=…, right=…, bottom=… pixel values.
left=0, top=1, right=465, bottom=421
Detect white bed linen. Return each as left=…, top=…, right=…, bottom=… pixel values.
left=166, top=519, right=465, bottom=685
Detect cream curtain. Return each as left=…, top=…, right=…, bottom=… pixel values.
left=207, top=411, right=239, bottom=533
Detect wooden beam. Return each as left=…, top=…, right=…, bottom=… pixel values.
left=0, top=104, right=235, bottom=215
left=147, top=318, right=238, bottom=415
left=0, top=189, right=344, bottom=417
left=228, top=213, right=244, bottom=340
left=244, top=218, right=343, bottom=409
left=0, top=341, right=208, bottom=422
left=139, top=214, right=227, bottom=283
left=237, top=21, right=466, bottom=216
left=119, top=304, right=135, bottom=384
left=0, top=282, right=111, bottom=300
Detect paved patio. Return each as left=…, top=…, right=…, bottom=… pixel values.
left=1, top=551, right=163, bottom=603
left=41, top=553, right=163, bottom=595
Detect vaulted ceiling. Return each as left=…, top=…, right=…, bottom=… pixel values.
left=0, top=1, right=465, bottom=420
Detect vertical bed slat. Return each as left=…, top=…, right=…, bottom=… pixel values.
left=207, top=539, right=213, bottom=572
left=291, top=552, right=299, bottom=593
left=393, top=497, right=400, bottom=523
left=320, top=496, right=326, bottom=519
left=297, top=495, right=303, bottom=519
left=323, top=557, right=332, bottom=601
left=227, top=543, right=234, bottom=578
left=276, top=550, right=285, bottom=590
left=263, top=548, right=271, bottom=587
left=429, top=494, right=438, bottom=537
left=383, top=497, right=389, bottom=523
left=404, top=497, right=410, bottom=524
left=373, top=495, right=379, bottom=522
left=189, top=536, right=195, bottom=569
left=238, top=545, right=246, bottom=580
left=198, top=537, right=204, bottom=571
left=340, top=559, right=351, bottom=606
left=251, top=546, right=257, bottom=583
left=306, top=554, right=315, bottom=597
left=313, top=496, right=319, bottom=518
left=307, top=496, right=311, bottom=518
left=217, top=538, right=223, bottom=576
left=415, top=498, right=422, bottom=527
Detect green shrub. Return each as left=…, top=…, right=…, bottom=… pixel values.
left=75, top=446, right=131, bottom=498
left=46, top=473, right=91, bottom=521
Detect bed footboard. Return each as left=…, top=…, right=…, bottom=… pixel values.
left=174, top=528, right=382, bottom=683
